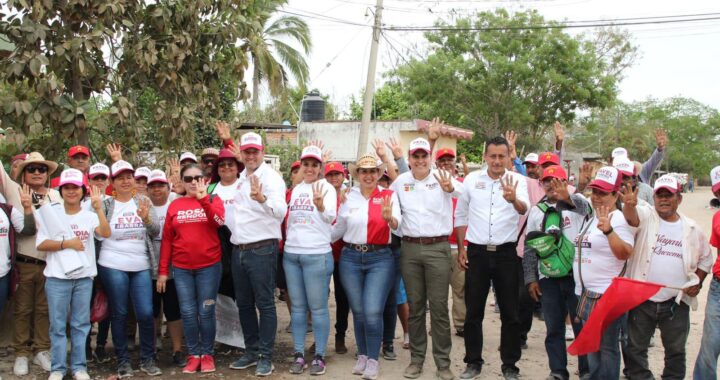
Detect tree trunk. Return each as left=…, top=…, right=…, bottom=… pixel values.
left=72, top=59, right=89, bottom=147
left=251, top=55, right=260, bottom=119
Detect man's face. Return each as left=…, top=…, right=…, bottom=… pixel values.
left=436, top=155, right=456, bottom=173
left=23, top=164, right=49, bottom=187
left=409, top=151, right=431, bottom=176
left=89, top=175, right=109, bottom=193
left=241, top=148, right=264, bottom=171
left=619, top=174, right=638, bottom=192
left=68, top=153, right=90, bottom=172
left=325, top=172, right=344, bottom=190
left=147, top=182, right=169, bottom=205
left=525, top=163, right=541, bottom=179
left=484, top=144, right=509, bottom=177
left=201, top=155, right=217, bottom=174
left=654, top=189, right=681, bottom=219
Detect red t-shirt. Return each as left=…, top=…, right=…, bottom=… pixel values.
left=159, top=195, right=225, bottom=275
left=708, top=210, right=720, bottom=278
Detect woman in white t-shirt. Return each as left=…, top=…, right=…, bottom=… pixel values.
left=36, top=169, right=111, bottom=380
left=97, top=160, right=162, bottom=378
left=284, top=145, right=337, bottom=376
left=574, top=167, right=635, bottom=380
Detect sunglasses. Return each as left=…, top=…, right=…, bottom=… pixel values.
left=25, top=165, right=48, bottom=174
left=91, top=175, right=108, bottom=181
left=182, top=175, right=204, bottom=183
left=218, top=161, right=236, bottom=168
left=202, top=158, right=216, bottom=165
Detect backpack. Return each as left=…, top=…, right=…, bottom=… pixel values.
left=525, top=203, right=576, bottom=278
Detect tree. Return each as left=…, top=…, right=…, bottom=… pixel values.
left=349, top=83, right=412, bottom=121
left=246, top=0, right=312, bottom=110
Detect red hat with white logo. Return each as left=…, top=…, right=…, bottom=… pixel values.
left=134, top=167, right=152, bottom=180
left=541, top=165, right=568, bottom=181
left=409, top=138, right=431, bottom=155
left=88, top=163, right=110, bottom=179
left=435, top=148, right=456, bottom=160
left=538, top=152, right=560, bottom=166
left=588, top=166, right=621, bottom=193
left=324, top=162, right=344, bottom=175
left=612, top=156, right=636, bottom=177
left=67, top=145, right=90, bottom=158
left=111, top=160, right=134, bottom=178
left=523, top=153, right=539, bottom=165
left=653, top=174, right=680, bottom=194
left=300, top=146, right=323, bottom=163
left=711, top=166, right=720, bottom=193
left=147, top=169, right=169, bottom=185
left=240, top=132, right=263, bottom=151
left=58, top=169, right=85, bottom=187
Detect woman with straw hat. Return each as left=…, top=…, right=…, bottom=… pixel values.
left=331, top=153, right=401, bottom=380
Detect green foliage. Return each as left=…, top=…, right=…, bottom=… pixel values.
left=349, top=84, right=412, bottom=121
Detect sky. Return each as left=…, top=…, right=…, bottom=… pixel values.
left=269, top=0, right=720, bottom=117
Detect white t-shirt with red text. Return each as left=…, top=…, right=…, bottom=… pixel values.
left=98, top=199, right=150, bottom=272
left=38, top=210, right=100, bottom=279
left=647, top=219, right=687, bottom=302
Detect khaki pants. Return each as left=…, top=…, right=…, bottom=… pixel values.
left=400, top=240, right=452, bottom=369
left=450, top=248, right=466, bottom=330
left=13, top=261, right=50, bottom=356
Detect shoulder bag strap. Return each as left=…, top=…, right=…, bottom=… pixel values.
left=576, top=215, right=594, bottom=291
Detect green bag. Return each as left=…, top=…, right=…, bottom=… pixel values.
left=525, top=203, right=575, bottom=278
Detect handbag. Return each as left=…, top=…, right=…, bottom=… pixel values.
left=90, top=285, right=109, bottom=323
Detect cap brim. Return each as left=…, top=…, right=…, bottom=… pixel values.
left=112, top=168, right=134, bottom=178
left=541, top=174, right=567, bottom=181
left=349, top=163, right=387, bottom=177
left=59, top=180, right=84, bottom=188
left=588, top=180, right=615, bottom=193
left=88, top=173, right=109, bottom=179
left=435, top=152, right=455, bottom=160
left=523, top=160, right=538, bottom=165
left=240, top=144, right=263, bottom=151
left=301, top=154, right=323, bottom=163
left=148, top=179, right=169, bottom=185
left=654, top=185, right=679, bottom=194
left=409, top=147, right=431, bottom=155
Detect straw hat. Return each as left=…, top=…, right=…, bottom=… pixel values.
left=14, top=152, right=59, bottom=181
left=348, top=153, right=386, bottom=177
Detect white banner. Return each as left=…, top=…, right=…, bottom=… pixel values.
left=215, top=294, right=245, bottom=348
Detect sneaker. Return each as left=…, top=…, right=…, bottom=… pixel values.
left=255, top=356, right=274, bottom=377
left=140, top=358, right=162, bottom=376
left=353, top=355, right=368, bottom=375
left=503, top=369, right=520, bottom=380
left=403, top=363, right=423, bottom=379
left=289, top=352, right=306, bottom=374
left=117, top=362, right=134, bottom=378
left=200, top=355, right=216, bottom=373
left=565, top=325, right=575, bottom=341
left=230, top=353, right=258, bottom=369
left=35, top=351, right=52, bottom=372
left=173, top=351, right=187, bottom=367
left=460, top=364, right=482, bottom=379
left=73, top=370, right=91, bottom=380
left=183, top=355, right=201, bottom=374
left=382, top=344, right=397, bottom=360
left=14, top=356, right=29, bottom=376
left=93, top=346, right=110, bottom=364
left=335, top=338, right=348, bottom=354
left=48, top=371, right=64, bottom=380
left=455, top=328, right=465, bottom=338
left=362, top=358, right=379, bottom=379
left=436, top=367, right=456, bottom=380
left=309, top=355, right=326, bottom=375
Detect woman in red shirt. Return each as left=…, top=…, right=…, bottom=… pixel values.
left=157, top=164, right=225, bottom=374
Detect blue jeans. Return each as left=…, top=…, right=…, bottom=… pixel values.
left=694, top=277, right=720, bottom=380
left=231, top=241, right=278, bottom=359
left=341, top=247, right=395, bottom=360
left=586, top=314, right=622, bottom=380
left=174, top=262, right=222, bottom=356
left=382, top=246, right=402, bottom=345
left=283, top=251, right=333, bottom=356
left=45, top=277, right=93, bottom=375
left=0, top=273, right=8, bottom=317
left=538, top=276, right=589, bottom=379
left=98, top=266, right=155, bottom=364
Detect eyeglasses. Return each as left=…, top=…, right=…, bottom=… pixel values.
left=25, top=165, right=48, bottom=174
left=182, top=175, right=204, bottom=183
left=218, top=161, right=236, bottom=168
left=91, top=175, right=108, bottom=181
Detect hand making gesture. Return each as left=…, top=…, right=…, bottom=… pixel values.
left=381, top=194, right=393, bottom=223
left=433, top=169, right=455, bottom=193
left=195, top=178, right=208, bottom=200
left=229, top=143, right=243, bottom=162
left=427, top=117, right=444, bottom=142
left=372, top=138, right=389, bottom=162
left=312, top=181, right=328, bottom=212
left=504, top=130, right=518, bottom=160
left=106, top=143, right=123, bottom=162
left=596, top=205, right=613, bottom=234
left=655, top=129, right=668, bottom=150
left=549, top=178, right=570, bottom=202
left=136, top=197, right=151, bottom=223
left=18, top=184, right=33, bottom=212
left=386, top=137, right=403, bottom=160
left=249, top=175, right=266, bottom=203
left=89, top=185, right=104, bottom=212
left=500, top=174, right=519, bottom=203
left=215, top=120, right=232, bottom=141
left=622, top=183, right=639, bottom=208
left=554, top=121, right=565, bottom=143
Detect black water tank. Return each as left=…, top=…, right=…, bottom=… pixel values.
left=300, top=90, right=325, bottom=122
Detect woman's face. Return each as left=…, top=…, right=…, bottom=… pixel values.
left=60, top=184, right=84, bottom=205
left=358, top=168, right=379, bottom=189
left=182, top=167, right=204, bottom=196
left=217, top=158, right=239, bottom=183
left=590, top=188, right=618, bottom=210
left=325, top=172, right=344, bottom=190
left=112, top=172, right=136, bottom=195
left=135, top=177, right=148, bottom=195
left=301, top=158, right=321, bottom=183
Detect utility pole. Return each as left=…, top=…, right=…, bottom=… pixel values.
left=357, top=0, right=383, bottom=159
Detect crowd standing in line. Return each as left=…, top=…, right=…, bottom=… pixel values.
left=1, top=118, right=720, bottom=380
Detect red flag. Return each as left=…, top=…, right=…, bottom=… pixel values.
left=568, top=277, right=663, bottom=356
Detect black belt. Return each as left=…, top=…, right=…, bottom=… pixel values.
left=344, top=243, right=389, bottom=253
left=402, top=236, right=449, bottom=245
left=16, top=255, right=45, bottom=265
left=235, top=239, right=276, bottom=251
left=468, top=241, right=516, bottom=252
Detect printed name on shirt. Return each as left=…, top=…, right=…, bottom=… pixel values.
left=426, top=182, right=439, bottom=190
left=290, top=194, right=314, bottom=212
left=652, top=233, right=683, bottom=260
left=71, top=224, right=91, bottom=244
left=0, top=226, right=8, bottom=237
left=371, top=197, right=383, bottom=205
left=574, top=235, right=591, bottom=249
left=403, top=183, right=415, bottom=192
left=114, top=213, right=143, bottom=229
left=177, top=208, right=208, bottom=224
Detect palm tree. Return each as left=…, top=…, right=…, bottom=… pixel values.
left=245, top=1, right=312, bottom=109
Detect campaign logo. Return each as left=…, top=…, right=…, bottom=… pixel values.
left=403, top=183, right=415, bottom=192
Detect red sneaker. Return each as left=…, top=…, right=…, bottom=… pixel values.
left=183, top=355, right=201, bottom=373
left=200, top=355, right=216, bottom=373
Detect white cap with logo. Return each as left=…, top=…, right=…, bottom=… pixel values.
left=180, top=152, right=198, bottom=163
left=240, top=132, right=264, bottom=151
left=653, top=175, right=680, bottom=194
left=111, top=160, right=135, bottom=178
left=134, top=166, right=152, bottom=180
left=611, top=147, right=628, bottom=159
left=300, top=146, right=323, bottom=163
left=409, top=138, right=431, bottom=155
left=147, top=169, right=169, bottom=185
left=88, top=163, right=110, bottom=179
left=58, top=169, right=85, bottom=187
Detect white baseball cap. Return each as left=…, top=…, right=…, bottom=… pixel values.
left=88, top=163, right=110, bottom=179
left=179, top=152, right=198, bottom=163
left=409, top=138, right=431, bottom=155
left=612, top=156, right=635, bottom=177
left=300, top=146, right=323, bottom=163
left=240, top=132, right=263, bottom=151
left=134, top=166, right=152, bottom=180
left=523, top=153, right=539, bottom=165
left=711, top=166, right=720, bottom=193
left=58, top=169, right=85, bottom=187
left=653, top=175, right=680, bottom=194
left=111, top=160, right=134, bottom=178
left=588, top=166, right=620, bottom=193
left=611, top=147, right=628, bottom=159
left=147, top=169, right=169, bottom=185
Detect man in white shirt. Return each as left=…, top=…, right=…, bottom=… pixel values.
left=390, top=138, right=462, bottom=380
left=622, top=175, right=713, bottom=380
left=455, top=136, right=530, bottom=380
left=226, top=132, right=287, bottom=377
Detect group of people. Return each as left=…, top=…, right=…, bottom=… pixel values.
left=0, top=118, right=719, bottom=380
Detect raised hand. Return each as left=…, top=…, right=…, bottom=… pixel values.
left=229, top=143, right=243, bottom=162
left=372, top=138, right=388, bottom=162
left=249, top=175, right=266, bottom=203
left=500, top=174, right=519, bottom=203
left=655, top=129, right=667, bottom=150
left=385, top=137, right=403, bottom=160
left=460, top=153, right=467, bottom=165
left=167, top=158, right=181, bottom=177
left=504, top=130, right=518, bottom=159
left=18, top=184, right=33, bottom=211
left=550, top=178, right=570, bottom=201
left=579, top=162, right=593, bottom=183
left=433, top=169, right=455, bottom=193
left=106, top=143, right=123, bottom=162
left=596, top=205, right=613, bottom=234
left=136, top=198, right=151, bottom=222
left=312, top=181, right=327, bottom=212
left=196, top=178, right=208, bottom=200
left=65, top=237, right=85, bottom=252
left=381, top=194, right=393, bottom=223
left=89, top=185, right=103, bottom=211
left=215, top=120, right=232, bottom=141
left=323, top=149, right=333, bottom=163
left=427, top=117, right=443, bottom=141
left=307, top=139, right=325, bottom=151
left=621, top=183, right=638, bottom=208
left=339, top=186, right=352, bottom=204
left=554, top=121, right=565, bottom=142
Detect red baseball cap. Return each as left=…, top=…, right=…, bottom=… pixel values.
left=291, top=160, right=301, bottom=170
left=541, top=165, right=568, bottom=181
left=588, top=166, right=621, bottom=193
left=67, top=145, right=90, bottom=158
left=538, top=152, right=560, bottom=166
left=324, top=162, right=344, bottom=176
left=435, top=148, right=456, bottom=161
